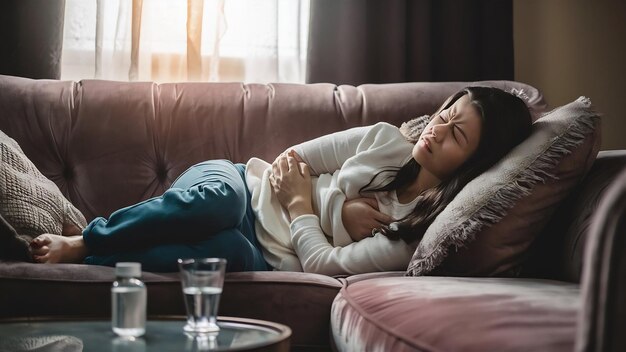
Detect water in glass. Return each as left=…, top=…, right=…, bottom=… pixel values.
left=178, top=258, right=227, bottom=334
left=183, top=286, right=223, bottom=332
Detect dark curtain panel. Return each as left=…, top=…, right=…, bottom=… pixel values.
left=307, top=0, right=513, bottom=85
left=0, top=0, right=66, bottom=79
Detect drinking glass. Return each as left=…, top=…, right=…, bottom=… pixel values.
left=178, top=258, right=227, bottom=334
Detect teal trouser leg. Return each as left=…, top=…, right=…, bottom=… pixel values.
left=84, top=228, right=268, bottom=272
left=83, top=160, right=269, bottom=272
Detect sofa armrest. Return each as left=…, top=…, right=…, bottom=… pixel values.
left=577, top=166, right=626, bottom=352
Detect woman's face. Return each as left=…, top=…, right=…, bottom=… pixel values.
left=413, top=94, right=483, bottom=180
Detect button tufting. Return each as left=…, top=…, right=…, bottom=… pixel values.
left=62, top=166, right=73, bottom=180
left=156, top=167, right=168, bottom=182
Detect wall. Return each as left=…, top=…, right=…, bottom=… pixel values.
left=514, top=0, right=626, bottom=150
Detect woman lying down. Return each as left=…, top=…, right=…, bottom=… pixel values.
left=30, top=87, right=532, bottom=276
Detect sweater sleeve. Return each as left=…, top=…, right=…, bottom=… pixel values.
left=288, top=125, right=372, bottom=176
left=290, top=214, right=415, bottom=276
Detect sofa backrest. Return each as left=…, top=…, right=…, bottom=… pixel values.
left=0, top=75, right=546, bottom=222
left=523, top=150, right=626, bottom=283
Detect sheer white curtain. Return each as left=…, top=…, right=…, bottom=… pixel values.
left=61, top=0, right=310, bottom=83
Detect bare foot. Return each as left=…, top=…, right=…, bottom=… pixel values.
left=30, top=234, right=88, bottom=263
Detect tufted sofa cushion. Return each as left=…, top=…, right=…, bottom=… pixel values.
left=331, top=276, right=579, bottom=352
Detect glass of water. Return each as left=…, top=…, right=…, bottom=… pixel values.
left=178, top=258, right=227, bottom=334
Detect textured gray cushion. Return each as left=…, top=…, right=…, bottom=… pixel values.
left=398, top=114, right=431, bottom=143
left=406, top=97, right=601, bottom=276
left=0, top=130, right=86, bottom=261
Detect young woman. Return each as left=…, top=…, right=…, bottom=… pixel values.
left=29, top=87, right=532, bottom=276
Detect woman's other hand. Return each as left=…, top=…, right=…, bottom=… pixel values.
left=274, top=149, right=305, bottom=166
left=342, top=197, right=394, bottom=242
left=270, top=151, right=313, bottom=221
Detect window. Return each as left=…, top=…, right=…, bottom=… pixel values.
left=61, top=0, right=310, bottom=83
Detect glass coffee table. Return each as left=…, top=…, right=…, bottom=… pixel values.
left=0, top=316, right=291, bottom=351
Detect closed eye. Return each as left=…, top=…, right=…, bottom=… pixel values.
left=438, top=114, right=460, bottom=142
left=455, top=125, right=468, bottom=145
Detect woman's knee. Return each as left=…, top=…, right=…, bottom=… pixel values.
left=163, top=177, right=247, bottom=227
left=200, top=181, right=247, bottom=225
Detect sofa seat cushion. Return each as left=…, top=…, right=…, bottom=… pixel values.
left=0, top=261, right=342, bottom=349
left=331, top=276, right=579, bottom=352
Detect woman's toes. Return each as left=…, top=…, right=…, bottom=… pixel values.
left=33, top=254, right=50, bottom=263
left=31, top=235, right=52, bottom=248
left=30, top=234, right=87, bottom=264
left=31, top=245, right=49, bottom=256
left=30, top=238, right=41, bottom=248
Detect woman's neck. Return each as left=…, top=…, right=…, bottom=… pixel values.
left=398, top=168, right=441, bottom=203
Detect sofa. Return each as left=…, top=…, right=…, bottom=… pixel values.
left=0, top=74, right=624, bottom=352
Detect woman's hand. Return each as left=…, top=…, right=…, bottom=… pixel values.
left=342, top=197, right=394, bottom=242
left=273, top=149, right=305, bottom=166
left=270, top=151, right=313, bottom=221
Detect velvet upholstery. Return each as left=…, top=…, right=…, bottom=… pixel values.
left=578, top=166, right=626, bottom=352
left=0, top=75, right=624, bottom=351
left=0, top=76, right=541, bottom=350
left=332, top=277, right=579, bottom=352
left=523, top=150, right=626, bottom=282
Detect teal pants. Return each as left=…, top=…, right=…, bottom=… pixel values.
left=83, top=160, right=271, bottom=272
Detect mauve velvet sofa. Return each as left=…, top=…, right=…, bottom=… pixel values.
left=0, top=75, right=624, bottom=352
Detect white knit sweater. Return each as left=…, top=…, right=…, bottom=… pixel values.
left=245, top=122, right=418, bottom=276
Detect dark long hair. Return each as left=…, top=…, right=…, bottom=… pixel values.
left=361, top=87, right=533, bottom=244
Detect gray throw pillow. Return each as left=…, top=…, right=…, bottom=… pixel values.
left=0, top=130, right=87, bottom=261
left=405, top=97, right=601, bottom=276
left=399, top=114, right=431, bottom=143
